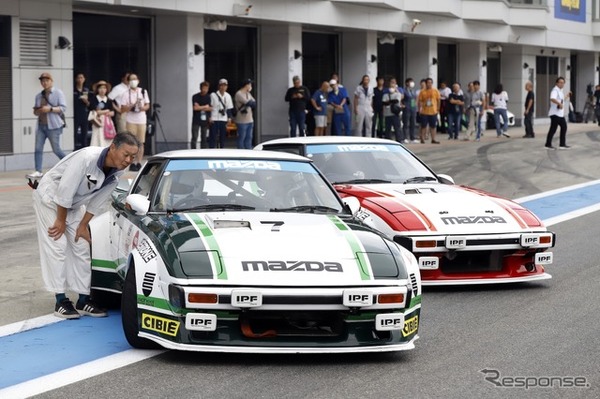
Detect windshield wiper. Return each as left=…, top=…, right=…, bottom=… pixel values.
left=403, top=176, right=438, bottom=184
left=172, top=204, right=256, bottom=212
left=270, top=205, right=340, bottom=213
left=332, top=178, right=392, bottom=185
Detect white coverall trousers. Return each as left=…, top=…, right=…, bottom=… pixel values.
left=33, top=190, right=91, bottom=294
left=355, top=107, right=373, bottom=137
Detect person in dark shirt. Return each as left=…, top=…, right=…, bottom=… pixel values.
left=447, top=83, right=464, bottom=140
left=284, top=75, right=310, bottom=137
left=191, top=81, right=212, bottom=148
left=73, top=73, right=90, bottom=149
left=372, top=76, right=386, bottom=138
left=593, top=84, right=600, bottom=127
left=523, top=81, right=535, bottom=138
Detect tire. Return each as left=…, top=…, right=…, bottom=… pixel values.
left=121, top=263, right=161, bottom=349
left=91, top=288, right=121, bottom=309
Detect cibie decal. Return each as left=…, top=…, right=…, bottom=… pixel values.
left=402, top=315, right=419, bottom=337
left=441, top=216, right=507, bottom=225
left=137, top=239, right=157, bottom=263
left=141, top=313, right=180, bottom=337
left=241, top=260, right=343, bottom=272
left=142, top=272, right=156, bottom=297
left=337, top=144, right=390, bottom=152
left=207, top=160, right=281, bottom=170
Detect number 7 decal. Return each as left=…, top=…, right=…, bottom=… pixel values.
left=260, top=221, right=284, bottom=232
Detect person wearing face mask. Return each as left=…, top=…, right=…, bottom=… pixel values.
left=382, top=77, right=404, bottom=142
left=403, top=78, right=419, bottom=143
left=117, top=73, right=150, bottom=171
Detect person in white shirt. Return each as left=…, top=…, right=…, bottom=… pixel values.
left=117, top=73, right=150, bottom=170
left=353, top=75, right=374, bottom=137
left=32, top=132, right=140, bottom=319
left=545, top=76, right=570, bottom=149
left=210, top=78, right=234, bottom=148
left=108, top=71, right=130, bottom=133
left=491, top=84, right=510, bottom=138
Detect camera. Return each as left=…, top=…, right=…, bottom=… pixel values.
left=219, top=109, right=226, bottom=116
left=241, top=108, right=248, bottom=114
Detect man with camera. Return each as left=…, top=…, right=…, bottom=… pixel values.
left=234, top=79, right=256, bottom=149
left=210, top=78, right=234, bottom=148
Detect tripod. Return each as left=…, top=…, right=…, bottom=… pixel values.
left=149, top=103, right=169, bottom=152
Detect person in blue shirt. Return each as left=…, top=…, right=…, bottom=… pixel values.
left=311, top=81, right=330, bottom=136
left=328, top=79, right=351, bottom=136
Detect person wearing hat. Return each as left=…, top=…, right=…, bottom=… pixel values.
left=209, top=78, right=234, bottom=148
left=88, top=80, right=115, bottom=147
left=234, top=79, right=256, bottom=149
left=284, top=76, right=310, bottom=137
left=328, top=79, right=351, bottom=136
left=29, top=72, right=67, bottom=178
left=73, top=73, right=91, bottom=150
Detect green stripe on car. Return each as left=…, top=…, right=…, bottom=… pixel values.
left=186, top=213, right=228, bottom=280
left=327, top=215, right=371, bottom=280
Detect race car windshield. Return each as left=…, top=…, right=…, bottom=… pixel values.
left=306, top=143, right=436, bottom=184
left=151, top=159, right=344, bottom=213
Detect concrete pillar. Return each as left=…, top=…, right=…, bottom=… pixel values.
left=500, top=45, right=527, bottom=126
left=259, top=24, right=302, bottom=141
left=341, top=31, right=378, bottom=90
left=405, top=37, right=437, bottom=85
left=155, top=15, right=193, bottom=151
left=459, top=42, right=487, bottom=91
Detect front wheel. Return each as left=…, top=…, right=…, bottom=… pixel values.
left=121, top=263, right=161, bottom=349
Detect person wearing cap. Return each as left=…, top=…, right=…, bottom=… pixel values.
left=210, top=78, right=234, bottom=148
left=73, top=73, right=91, bottom=150
left=33, top=132, right=140, bottom=319
left=284, top=76, right=310, bottom=137
left=191, top=81, right=212, bottom=149
left=30, top=72, right=67, bottom=178
left=234, top=79, right=256, bottom=149
left=328, top=79, right=351, bottom=136
left=88, top=80, right=115, bottom=147
left=117, top=73, right=150, bottom=170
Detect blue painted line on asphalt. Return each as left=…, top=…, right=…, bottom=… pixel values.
left=519, top=182, right=600, bottom=220
left=0, top=311, right=130, bottom=389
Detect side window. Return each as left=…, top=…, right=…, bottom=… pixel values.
left=131, top=162, right=163, bottom=198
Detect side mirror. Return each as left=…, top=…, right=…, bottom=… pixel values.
left=126, top=194, right=150, bottom=215
left=342, top=196, right=361, bottom=215
left=437, top=174, right=455, bottom=185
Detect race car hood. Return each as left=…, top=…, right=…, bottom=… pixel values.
left=171, top=212, right=397, bottom=286
left=352, top=183, right=527, bottom=234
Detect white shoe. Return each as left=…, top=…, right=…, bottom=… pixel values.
left=27, top=171, right=43, bottom=178
left=502, top=132, right=511, bottom=138
left=411, top=139, right=420, bottom=144
left=402, top=139, right=409, bottom=144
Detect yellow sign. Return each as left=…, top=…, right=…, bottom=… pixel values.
left=561, top=0, right=580, bottom=11
left=142, top=313, right=180, bottom=337
left=402, top=315, right=419, bottom=337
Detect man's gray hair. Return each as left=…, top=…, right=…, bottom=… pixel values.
left=113, top=131, right=141, bottom=148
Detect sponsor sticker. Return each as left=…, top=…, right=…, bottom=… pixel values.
left=418, top=257, right=439, bottom=270
left=185, top=313, right=217, bottom=331
left=137, top=239, right=157, bottom=263
left=141, top=313, right=180, bottom=337
left=231, top=290, right=262, bottom=307
left=343, top=290, right=373, bottom=307
left=520, top=234, right=540, bottom=247
left=535, top=252, right=553, bottom=265
left=375, top=313, right=405, bottom=331
left=402, top=315, right=419, bottom=337
left=207, top=160, right=281, bottom=170
left=337, top=144, right=390, bottom=152
left=446, top=236, right=467, bottom=249
left=241, top=260, right=343, bottom=272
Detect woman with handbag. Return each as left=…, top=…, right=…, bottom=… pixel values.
left=88, top=80, right=116, bottom=147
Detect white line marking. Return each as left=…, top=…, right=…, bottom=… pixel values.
left=514, top=179, right=600, bottom=203
left=0, top=314, right=62, bottom=338
left=0, top=349, right=166, bottom=399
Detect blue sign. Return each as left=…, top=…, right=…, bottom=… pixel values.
left=555, top=0, right=586, bottom=23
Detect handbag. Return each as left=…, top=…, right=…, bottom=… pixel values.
left=103, top=115, right=117, bottom=140
left=88, top=110, right=102, bottom=127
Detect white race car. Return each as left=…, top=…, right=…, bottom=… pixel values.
left=257, top=137, right=555, bottom=286
left=90, top=149, right=421, bottom=353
